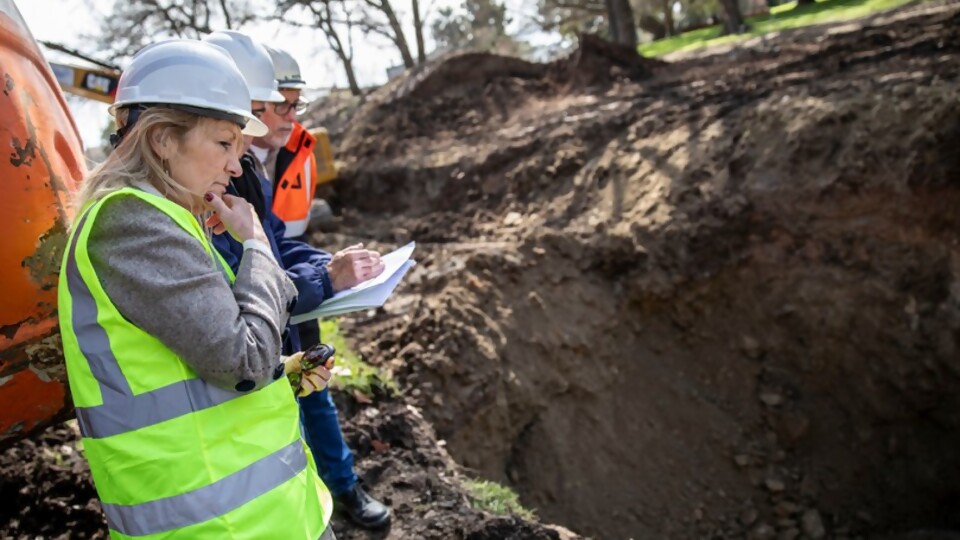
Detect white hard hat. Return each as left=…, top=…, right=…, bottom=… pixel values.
left=203, top=30, right=284, bottom=103
left=264, top=45, right=306, bottom=89
left=110, top=39, right=268, bottom=137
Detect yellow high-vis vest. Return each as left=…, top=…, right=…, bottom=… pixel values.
left=58, top=188, right=332, bottom=539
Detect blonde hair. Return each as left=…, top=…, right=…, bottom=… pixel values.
left=73, top=107, right=230, bottom=224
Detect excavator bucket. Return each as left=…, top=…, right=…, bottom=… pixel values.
left=0, top=0, right=84, bottom=446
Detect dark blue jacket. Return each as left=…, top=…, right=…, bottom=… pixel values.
left=212, top=154, right=334, bottom=353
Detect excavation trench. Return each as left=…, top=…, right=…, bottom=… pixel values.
left=358, top=212, right=960, bottom=539
left=336, top=8, right=960, bottom=535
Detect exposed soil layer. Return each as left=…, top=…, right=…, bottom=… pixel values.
left=329, top=2, right=960, bottom=538
left=3, top=2, right=960, bottom=539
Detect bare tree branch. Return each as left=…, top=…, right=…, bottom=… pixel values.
left=96, top=0, right=257, bottom=59
left=362, top=0, right=414, bottom=66
left=550, top=0, right=605, bottom=12
left=219, top=0, right=233, bottom=27
left=412, top=0, right=426, bottom=63
left=144, top=0, right=187, bottom=36
left=280, top=0, right=364, bottom=95
left=192, top=0, right=201, bottom=30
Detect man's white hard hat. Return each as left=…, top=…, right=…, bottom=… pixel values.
left=203, top=30, right=285, bottom=103
left=264, top=45, right=307, bottom=90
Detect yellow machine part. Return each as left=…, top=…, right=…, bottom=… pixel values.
left=48, top=61, right=120, bottom=104
left=309, top=126, right=338, bottom=185
left=0, top=0, right=85, bottom=445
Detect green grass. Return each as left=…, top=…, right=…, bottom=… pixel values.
left=639, top=0, right=919, bottom=57
left=319, top=319, right=398, bottom=397
left=464, top=479, right=536, bottom=520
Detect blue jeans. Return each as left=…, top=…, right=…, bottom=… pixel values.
left=299, top=388, right=357, bottom=496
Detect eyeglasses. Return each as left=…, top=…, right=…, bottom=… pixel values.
left=273, top=98, right=308, bottom=116
left=252, top=106, right=267, bottom=118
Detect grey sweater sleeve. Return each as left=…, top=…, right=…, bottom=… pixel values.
left=86, top=195, right=298, bottom=392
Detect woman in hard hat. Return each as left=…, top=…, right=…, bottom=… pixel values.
left=57, top=39, right=335, bottom=539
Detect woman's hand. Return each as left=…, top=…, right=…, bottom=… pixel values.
left=326, top=243, right=386, bottom=292
left=282, top=352, right=334, bottom=397
left=203, top=192, right=269, bottom=244
left=298, top=364, right=332, bottom=397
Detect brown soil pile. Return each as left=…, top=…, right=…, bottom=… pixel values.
left=4, top=3, right=960, bottom=539
left=327, top=2, right=960, bottom=539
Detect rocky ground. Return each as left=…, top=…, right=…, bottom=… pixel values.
left=3, top=1, right=960, bottom=538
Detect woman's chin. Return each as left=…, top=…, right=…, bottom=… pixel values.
left=186, top=195, right=209, bottom=215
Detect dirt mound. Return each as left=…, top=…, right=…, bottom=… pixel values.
left=334, top=34, right=664, bottom=197
left=302, top=90, right=364, bottom=143
left=327, top=3, right=960, bottom=539
left=385, top=33, right=662, bottom=102
left=393, top=52, right=547, bottom=102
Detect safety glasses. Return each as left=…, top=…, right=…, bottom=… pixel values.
left=273, top=98, right=308, bottom=116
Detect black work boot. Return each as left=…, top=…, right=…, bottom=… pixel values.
left=335, top=484, right=391, bottom=529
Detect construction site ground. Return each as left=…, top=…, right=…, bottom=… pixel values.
left=3, top=2, right=960, bottom=538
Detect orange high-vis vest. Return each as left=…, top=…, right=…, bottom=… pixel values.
left=273, top=122, right=317, bottom=238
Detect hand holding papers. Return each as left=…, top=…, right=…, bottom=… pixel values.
left=290, top=242, right=416, bottom=324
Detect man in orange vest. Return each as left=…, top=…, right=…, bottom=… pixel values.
left=251, top=48, right=316, bottom=239
left=250, top=46, right=391, bottom=530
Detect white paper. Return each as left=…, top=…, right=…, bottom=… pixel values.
left=289, top=242, right=416, bottom=325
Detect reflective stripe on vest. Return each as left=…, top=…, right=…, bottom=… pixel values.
left=58, top=188, right=332, bottom=539
left=102, top=439, right=306, bottom=537
left=273, top=124, right=316, bottom=238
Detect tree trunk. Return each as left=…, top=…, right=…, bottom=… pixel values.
left=376, top=0, right=415, bottom=68
left=605, top=0, right=636, bottom=47
left=319, top=21, right=363, bottom=96
left=310, top=0, right=364, bottom=96
left=412, top=0, right=426, bottom=64
left=612, top=0, right=637, bottom=47
left=341, top=54, right=362, bottom=96
left=661, top=0, right=674, bottom=37
left=718, top=0, right=747, bottom=34
left=604, top=0, right=621, bottom=43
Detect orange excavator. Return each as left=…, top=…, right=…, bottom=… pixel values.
left=0, top=0, right=85, bottom=446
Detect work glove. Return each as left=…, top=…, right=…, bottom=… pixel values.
left=282, top=344, right=336, bottom=398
